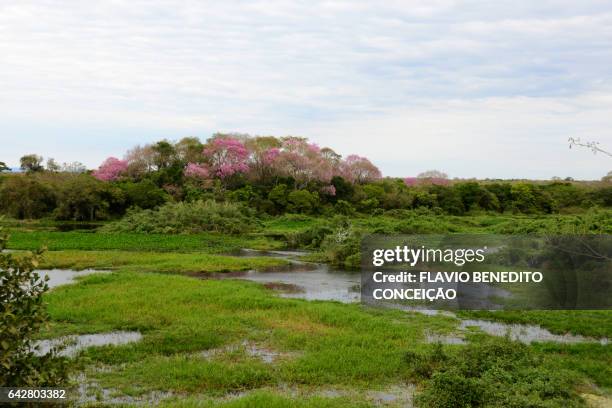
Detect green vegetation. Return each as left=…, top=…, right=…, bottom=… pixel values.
left=4, top=231, right=282, bottom=253
left=405, top=338, right=584, bottom=407
left=44, top=272, right=454, bottom=399
left=1, top=135, right=610, bottom=224
left=41, top=271, right=610, bottom=406
left=39, top=250, right=288, bottom=274
left=0, top=226, right=69, bottom=386
left=100, top=200, right=258, bottom=234
left=2, top=135, right=610, bottom=405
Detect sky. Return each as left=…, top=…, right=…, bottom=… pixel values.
left=1, top=0, right=611, bottom=179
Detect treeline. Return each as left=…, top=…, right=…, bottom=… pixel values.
left=0, top=134, right=610, bottom=220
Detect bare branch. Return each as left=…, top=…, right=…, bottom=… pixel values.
left=568, top=137, right=612, bottom=158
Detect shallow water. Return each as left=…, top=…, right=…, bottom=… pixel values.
left=215, top=249, right=361, bottom=302
left=221, top=249, right=609, bottom=345
left=34, top=331, right=143, bottom=358
left=36, top=268, right=109, bottom=289
left=460, top=319, right=609, bottom=345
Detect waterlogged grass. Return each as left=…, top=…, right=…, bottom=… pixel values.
left=459, top=310, right=612, bottom=338
left=42, top=271, right=611, bottom=406
left=40, top=250, right=288, bottom=274
left=5, top=231, right=282, bottom=253
left=44, top=272, right=456, bottom=396
left=155, top=391, right=372, bottom=408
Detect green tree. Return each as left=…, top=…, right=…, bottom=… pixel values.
left=268, top=184, right=289, bottom=213
left=151, top=140, right=178, bottom=170
left=0, top=176, right=56, bottom=219
left=119, top=180, right=169, bottom=210
left=0, top=225, right=69, bottom=386
left=0, top=161, right=9, bottom=173
left=20, top=154, right=44, bottom=173
left=54, top=175, right=122, bottom=221
left=287, top=190, right=319, bottom=214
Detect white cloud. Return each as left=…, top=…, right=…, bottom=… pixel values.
left=0, top=0, right=611, bottom=178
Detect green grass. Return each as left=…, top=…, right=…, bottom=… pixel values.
left=42, top=271, right=610, bottom=406
left=155, top=391, right=374, bottom=408
left=44, top=271, right=456, bottom=397
left=39, top=250, right=288, bottom=274
left=6, top=231, right=283, bottom=253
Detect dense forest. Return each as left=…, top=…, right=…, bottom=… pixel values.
left=1, top=134, right=611, bottom=221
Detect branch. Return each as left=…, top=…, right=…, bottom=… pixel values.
left=568, top=137, right=612, bottom=158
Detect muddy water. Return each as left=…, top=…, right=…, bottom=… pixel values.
left=34, top=331, right=142, bottom=357
left=219, top=249, right=609, bottom=345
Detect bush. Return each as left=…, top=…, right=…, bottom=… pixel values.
left=406, top=337, right=581, bottom=407
left=0, top=225, right=69, bottom=386
left=287, top=190, right=320, bottom=214
left=100, top=200, right=258, bottom=234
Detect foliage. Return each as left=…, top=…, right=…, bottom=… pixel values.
left=53, top=174, right=123, bottom=221
left=2, top=135, right=612, bottom=221
left=0, top=161, right=9, bottom=172
left=406, top=337, right=583, bottom=408
left=0, top=175, right=56, bottom=219
left=0, top=225, right=69, bottom=386
left=20, top=154, right=44, bottom=173
left=100, top=200, right=258, bottom=234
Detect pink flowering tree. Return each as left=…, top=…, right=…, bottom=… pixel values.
left=403, top=177, right=418, bottom=187
left=184, top=163, right=210, bottom=179
left=415, top=170, right=449, bottom=186
left=92, top=157, right=128, bottom=181
left=244, top=136, right=282, bottom=181
left=203, top=137, right=249, bottom=179
left=275, top=137, right=335, bottom=186
left=339, top=155, right=382, bottom=184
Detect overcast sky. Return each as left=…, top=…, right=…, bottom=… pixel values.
left=1, top=1, right=611, bottom=179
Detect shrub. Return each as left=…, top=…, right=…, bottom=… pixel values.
left=287, top=190, right=319, bottom=214
left=0, top=225, right=69, bottom=386
left=407, top=337, right=581, bottom=408
left=100, top=200, right=258, bottom=234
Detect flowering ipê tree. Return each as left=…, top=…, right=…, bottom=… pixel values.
left=274, top=137, right=336, bottom=186
left=339, top=155, right=381, bottom=184
left=184, top=163, right=210, bottom=179
left=92, top=157, right=128, bottom=181
left=203, top=137, right=249, bottom=179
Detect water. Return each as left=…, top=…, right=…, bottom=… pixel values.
left=34, top=331, right=143, bottom=357
left=460, top=319, right=609, bottom=345
left=219, top=249, right=609, bottom=345
left=36, top=269, right=109, bottom=289
left=212, top=249, right=361, bottom=302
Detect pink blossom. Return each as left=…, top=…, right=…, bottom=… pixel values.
left=339, top=155, right=382, bottom=184
left=203, top=137, right=249, bottom=178
left=403, top=176, right=449, bottom=186
left=262, top=148, right=280, bottom=165
left=403, top=177, right=418, bottom=186
left=93, top=157, right=128, bottom=181
left=307, top=143, right=320, bottom=153
left=184, top=163, right=210, bottom=179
